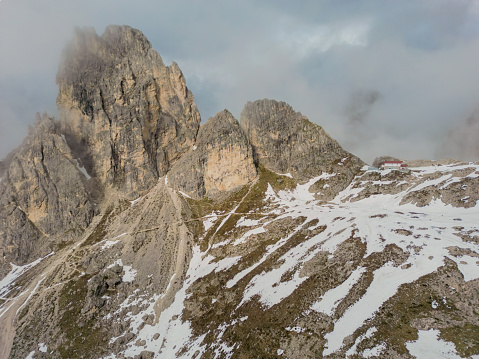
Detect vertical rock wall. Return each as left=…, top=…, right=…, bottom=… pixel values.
left=0, top=113, right=95, bottom=266
left=56, top=25, right=201, bottom=199
left=168, top=110, right=257, bottom=199
left=240, top=99, right=364, bottom=180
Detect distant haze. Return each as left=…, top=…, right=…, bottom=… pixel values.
left=1, top=0, right=479, bottom=164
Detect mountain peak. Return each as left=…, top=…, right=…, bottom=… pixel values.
left=56, top=25, right=200, bottom=199
left=101, top=24, right=152, bottom=52
left=169, top=109, right=257, bottom=199
left=240, top=98, right=364, bottom=199
left=2, top=25, right=477, bottom=359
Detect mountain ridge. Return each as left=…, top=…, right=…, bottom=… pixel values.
left=0, top=25, right=478, bottom=359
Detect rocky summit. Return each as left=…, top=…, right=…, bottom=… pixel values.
left=57, top=25, right=200, bottom=199
left=0, top=25, right=478, bottom=359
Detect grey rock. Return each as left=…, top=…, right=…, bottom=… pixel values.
left=240, top=99, right=364, bottom=196
left=169, top=110, right=257, bottom=199
left=57, top=25, right=201, bottom=199
left=0, top=161, right=5, bottom=179
left=0, top=113, right=95, bottom=266
left=104, top=264, right=123, bottom=288
left=0, top=146, right=19, bottom=180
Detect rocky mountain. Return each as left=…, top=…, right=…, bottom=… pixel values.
left=0, top=113, right=95, bottom=269
left=168, top=109, right=257, bottom=200
left=0, top=25, right=478, bottom=359
left=57, top=25, right=200, bottom=199
left=240, top=99, right=362, bottom=180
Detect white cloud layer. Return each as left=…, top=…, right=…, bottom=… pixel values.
left=278, top=20, right=371, bottom=58
left=1, top=0, right=479, bottom=163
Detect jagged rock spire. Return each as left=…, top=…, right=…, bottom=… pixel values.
left=57, top=25, right=201, bottom=199
left=168, top=110, right=257, bottom=199
left=240, top=99, right=364, bottom=180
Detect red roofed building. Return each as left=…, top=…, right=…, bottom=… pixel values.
left=380, top=160, right=408, bottom=170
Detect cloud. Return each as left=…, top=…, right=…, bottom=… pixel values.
left=277, top=20, right=371, bottom=59
left=440, top=108, right=479, bottom=161
left=344, top=90, right=381, bottom=125
left=1, top=0, right=479, bottom=164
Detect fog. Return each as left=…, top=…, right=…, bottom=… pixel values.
left=1, top=0, right=479, bottom=163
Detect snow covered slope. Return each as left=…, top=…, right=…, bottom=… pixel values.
left=2, top=162, right=479, bottom=358
left=154, top=162, right=479, bottom=358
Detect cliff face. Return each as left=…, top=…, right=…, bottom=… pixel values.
left=168, top=110, right=257, bottom=199
left=0, top=113, right=95, bottom=268
left=241, top=99, right=364, bottom=200
left=56, top=25, right=201, bottom=199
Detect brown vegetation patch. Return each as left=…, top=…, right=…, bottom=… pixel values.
left=370, top=214, right=387, bottom=218
left=394, top=229, right=413, bottom=236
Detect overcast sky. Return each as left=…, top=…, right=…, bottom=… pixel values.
left=1, top=0, right=479, bottom=163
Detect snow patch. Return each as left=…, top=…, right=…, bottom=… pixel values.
left=362, top=343, right=386, bottom=358
left=178, top=190, right=192, bottom=199
left=339, top=156, right=349, bottom=164
left=236, top=217, right=262, bottom=227
left=276, top=172, right=293, bottom=178
left=345, top=327, right=377, bottom=357
left=265, top=183, right=278, bottom=201
left=203, top=213, right=219, bottom=231
left=0, top=253, right=52, bottom=298
left=101, top=240, right=119, bottom=250
left=285, top=326, right=306, bottom=333
left=406, top=329, right=462, bottom=358
left=38, top=343, right=47, bottom=353
left=98, top=233, right=126, bottom=250
left=311, top=267, right=366, bottom=316
left=130, top=197, right=142, bottom=206
left=75, top=159, right=91, bottom=180
left=107, top=259, right=137, bottom=283
left=454, top=255, right=479, bottom=281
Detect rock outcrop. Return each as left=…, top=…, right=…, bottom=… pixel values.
left=0, top=161, right=5, bottom=178
left=0, top=113, right=95, bottom=266
left=7, top=180, right=195, bottom=359
left=0, top=146, right=19, bottom=180
left=240, top=99, right=364, bottom=198
left=56, top=25, right=201, bottom=199
left=169, top=110, right=257, bottom=199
